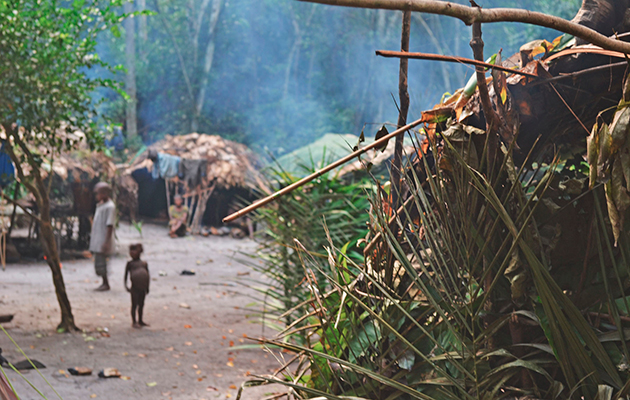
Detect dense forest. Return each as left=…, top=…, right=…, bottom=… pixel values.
left=99, top=0, right=581, bottom=156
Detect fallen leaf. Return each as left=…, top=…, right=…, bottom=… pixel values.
left=207, top=386, right=218, bottom=391
left=146, top=382, right=157, bottom=387
left=90, top=395, right=97, bottom=398
left=229, top=385, right=237, bottom=390
left=193, top=364, right=198, bottom=369
left=222, top=335, right=226, bottom=340
left=120, top=376, right=131, bottom=381
left=226, top=361, right=234, bottom=367
left=88, top=345, right=94, bottom=350
left=242, top=334, right=247, bottom=338
left=197, top=377, right=203, bottom=381
left=196, top=370, right=202, bottom=375
left=161, top=392, right=172, bottom=396
left=226, top=393, right=232, bottom=398
left=214, top=374, right=223, bottom=378
left=179, top=303, right=191, bottom=309
left=29, top=345, right=35, bottom=349
left=165, top=347, right=174, bottom=351
left=229, top=341, right=234, bottom=347
left=137, top=354, right=146, bottom=358
left=238, top=339, right=244, bottom=343
left=122, top=352, right=129, bottom=356
left=228, top=329, right=233, bottom=334
left=184, top=324, right=192, bottom=329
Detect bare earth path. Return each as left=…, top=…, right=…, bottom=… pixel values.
left=0, top=223, right=279, bottom=400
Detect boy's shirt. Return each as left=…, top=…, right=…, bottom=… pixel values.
left=89, top=199, right=116, bottom=254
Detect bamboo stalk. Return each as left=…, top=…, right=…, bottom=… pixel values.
left=222, top=109, right=451, bottom=223
left=376, top=50, right=538, bottom=78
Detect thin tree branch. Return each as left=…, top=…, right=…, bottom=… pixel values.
left=223, top=109, right=452, bottom=222
left=0, top=191, right=42, bottom=224
left=153, top=0, right=195, bottom=103
left=375, top=50, right=539, bottom=78
left=298, top=0, right=630, bottom=54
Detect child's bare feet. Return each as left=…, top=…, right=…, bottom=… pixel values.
left=132, top=322, right=141, bottom=329
left=139, top=321, right=149, bottom=327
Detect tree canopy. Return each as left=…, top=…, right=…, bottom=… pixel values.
left=98, top=0, right=581, bottom=155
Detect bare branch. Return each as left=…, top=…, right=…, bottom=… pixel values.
left=375, top=50, right=538, bottom=78
left=298, top=0, right=630, bottom=54
left=0, top=191, right=42, bottom=224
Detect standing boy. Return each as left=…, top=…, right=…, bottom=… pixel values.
left=90, top=182, right=116, bottom=291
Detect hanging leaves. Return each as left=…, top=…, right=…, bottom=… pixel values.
left=586, top=78, right=630, bottom=243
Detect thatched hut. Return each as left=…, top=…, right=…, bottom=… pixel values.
left=17, top=146, right=118, bottom=250
left=121, top=133, right=259, bottom=230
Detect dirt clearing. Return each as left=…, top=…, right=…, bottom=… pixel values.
left=0, top=223, right=279, bottom=400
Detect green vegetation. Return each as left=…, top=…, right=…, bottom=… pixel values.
left=0, top=0, right=126, bottom=330
left=245, top=132, right=630, bottom=398
left=246, top=161, right=371, bottom=330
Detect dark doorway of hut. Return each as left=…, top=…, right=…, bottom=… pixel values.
left=131, top=173, right=253, bottom=237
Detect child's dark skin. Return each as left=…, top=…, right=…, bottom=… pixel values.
left=124, top=245, right=150, bottom=329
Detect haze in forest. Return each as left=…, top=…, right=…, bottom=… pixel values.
left=98, top=0, right=581, bottom=156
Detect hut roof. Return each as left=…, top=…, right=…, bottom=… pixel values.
left=126, top=133, right=258, bottom=189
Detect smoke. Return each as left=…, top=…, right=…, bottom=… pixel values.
left=97, top=0, right=581, bottom=155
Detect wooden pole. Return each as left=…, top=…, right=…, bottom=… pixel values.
left=375, top=50, right=538, bottom=78
left=222, top=109, right=452, bottom=223
left=390, top=10, right=411, bottom=212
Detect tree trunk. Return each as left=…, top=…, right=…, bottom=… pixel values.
left=124, top=1, right=138, bottom=140
left=191, top=0, right=223, bottom=133
left=0, top=128, right=78, bottom=332
left=572, top=0, right=630, bottom=39
left=39, top=209, right=76, bottom=331
left=137, top=0, right=148, bottom=60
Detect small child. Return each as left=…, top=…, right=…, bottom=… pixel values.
left=124, top=244, right=150, bottom=329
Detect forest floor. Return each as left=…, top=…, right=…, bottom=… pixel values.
left=0, top=222, right=282, bottom=400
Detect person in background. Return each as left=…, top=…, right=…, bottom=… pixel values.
left=169, top=195, right=188, bottom=238
left=124, top=243, right=150, bottom=328
left=90, top=182, right=116, bottom=291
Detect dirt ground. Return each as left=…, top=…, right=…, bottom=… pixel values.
left=0, top=223, right=283, bottom=400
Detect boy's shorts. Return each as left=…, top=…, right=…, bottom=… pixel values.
left=94, top=253, right=108, bottom=277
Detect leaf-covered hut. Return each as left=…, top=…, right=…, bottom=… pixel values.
left=121, top=133, right=259, bottom=231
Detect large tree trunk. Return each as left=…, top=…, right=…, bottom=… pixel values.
left=572, top=0, right=630, bottom=39
left=124, top=1, right=138, bottom=140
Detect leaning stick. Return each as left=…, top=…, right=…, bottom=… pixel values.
left=222, top=108, right=452, bottom=223
left=376, top=50, right=538, bottom=78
